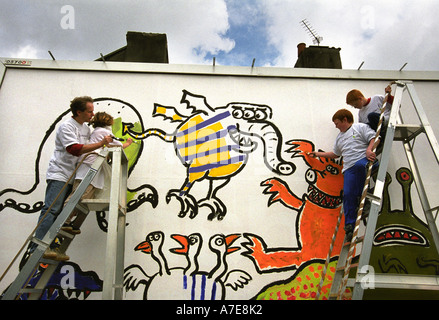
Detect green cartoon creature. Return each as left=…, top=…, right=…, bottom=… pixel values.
left=365, top=167, right=439, bottom=299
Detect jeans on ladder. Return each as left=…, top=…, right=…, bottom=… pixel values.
left=29, top=180, right=72, bottom=252
left=343, top=157, right=378, bottom=226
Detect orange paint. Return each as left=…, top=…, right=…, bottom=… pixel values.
left=245, top=140, right=346, bottom=272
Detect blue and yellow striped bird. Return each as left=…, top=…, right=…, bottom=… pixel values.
left=123, top=90, right=295, bottom=220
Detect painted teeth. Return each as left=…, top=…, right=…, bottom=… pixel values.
left=307, top=185, right=342, bottom=208
left=239, top=136, right=252, bottom=146
left=374, top=226, right=427, bottom=246
left=64, top=288, right=91, bottom=300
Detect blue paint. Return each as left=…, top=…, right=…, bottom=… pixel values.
left=211, top=281, right=217, bottom=300
left=200, top=275, right=206, bottom=300
left=191, top=275, right=196, bottom=300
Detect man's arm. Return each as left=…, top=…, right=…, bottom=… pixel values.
left=384, top=85, right=394, bottom=105
left=310, top=151, right=339, bottom=159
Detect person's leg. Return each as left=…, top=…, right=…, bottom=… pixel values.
left=367, top=112, right=380, bottom=131
left=32, top=180, right=72, bottom=250
left=63, top=180, right=81, bottom=226
left=343, top=167, right=360, bottom=227
left=342, top=158, right=370, bottom=239
left=62, top=182, right=97, bottom=234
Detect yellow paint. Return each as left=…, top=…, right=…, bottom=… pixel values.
left=179, top=139, right=226, bottom=158
left=209, top=162, right=243, bottom=177
left=176, top=122, right=223, bottom=145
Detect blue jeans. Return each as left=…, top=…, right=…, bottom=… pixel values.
left=367, top=112, right=380, bottom=131
left=30, top=180, right=72, bottom=251
left=343, top=158, right=378, bottom=225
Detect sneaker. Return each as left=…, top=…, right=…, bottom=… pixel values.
left=55, top=249, right=70, bottom=261
left=43, top=248, right=70, bottom=261
left=61, top=223, right=81, bottom=235
left=43, top=248, right=58, bottom=260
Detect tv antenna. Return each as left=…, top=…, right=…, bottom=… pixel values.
left=300, top=19, right=323, bottom=45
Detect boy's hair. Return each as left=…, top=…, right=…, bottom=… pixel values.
left=346, top=89, right=364, bottom=105
left=90, top=112, right=114, bottom=128
left=332, top=109, right=354, bottom=123
left=70, top=96, right=93, bottom=117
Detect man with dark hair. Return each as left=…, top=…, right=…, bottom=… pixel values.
left=30, top=96, right=113, bottom=260
left=310, top=109, right=378, bottom=240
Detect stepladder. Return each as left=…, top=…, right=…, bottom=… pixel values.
left=1, top=146, right=128, bottom=300
left=322, top=80, right=439, bottom=300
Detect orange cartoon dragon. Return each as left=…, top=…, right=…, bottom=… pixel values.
left=243, top=140, right=346, bottom=273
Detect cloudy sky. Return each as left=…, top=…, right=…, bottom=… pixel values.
left=1, top=0, right=438, bottom=71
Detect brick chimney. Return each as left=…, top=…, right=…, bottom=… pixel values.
left=294, top=43, right=342, bottom=69
left=97, top=32, right=169, bottom=63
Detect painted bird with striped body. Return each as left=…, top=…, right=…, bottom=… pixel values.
left=122, top=90, right=295, bottom=220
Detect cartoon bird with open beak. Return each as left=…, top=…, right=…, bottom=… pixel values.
left=170, top=233, right=202, bottom=276
left=124, top=232, right=252, bottom=300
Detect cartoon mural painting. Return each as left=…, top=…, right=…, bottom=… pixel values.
left=89, top=98, right=159, bottom=215
left=122, top=90, right=295, bottom=220
left=1, top=74, right=438, bottom=302
left=243, top=140, right=345, bottom=273
left=14, top=261, right=103, bottom=300
left=364, top=167, right=439, bottom=299
left=0, top=98, right=158, bottom=221
left=253, top=260, right=342, bottom=300
left=0, top=109, right=71, bottom=214
left=252, top=166, right=439, bottom=300
left=0, top=97, right=160, bottom=298
left=370, top=168, right=439, bottom=277
left=123, top=231, right=252, bottom=300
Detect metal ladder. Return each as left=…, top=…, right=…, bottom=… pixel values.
left=1, top=146, right=128, bottom=300
left=323, top=80, right=439, bottom=300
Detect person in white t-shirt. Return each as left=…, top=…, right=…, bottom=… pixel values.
left=310, top=109, right=378, bottom=240
left=30, top=97, right=113, bottom=261
left=61, top=111, right=133, bottom=234
left=346, top=85, right=394, bottom=135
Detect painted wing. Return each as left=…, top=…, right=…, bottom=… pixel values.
left=224, top=270, right=252, bottom=291
left=153, top=103, right=186, bottom=122
left=180, top=90, right=215, bottom=115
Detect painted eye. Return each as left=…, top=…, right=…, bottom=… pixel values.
left=243, top=108, right=255, bottom=120
left=255, top=109, right=268, bottom=120
left=215, top=238, right=224, bottom=246
left=400, top=171, right=410, bottom=181
left=232, top=108, right=243, bottom=119
left=305, top=169, right=317, bottom=184
left=326, top=165, right=339, bottom=175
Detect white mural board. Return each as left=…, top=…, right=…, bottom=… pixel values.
left=0, top=59, right=438, bottom=300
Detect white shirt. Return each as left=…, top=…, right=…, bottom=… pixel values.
left=75, top=127, right=122, bottom=189
left=358, top=95, right=392, bottom=124
left=333, top=123, right=376, bottom=172
left=46, top=117, right=91, bottom=183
